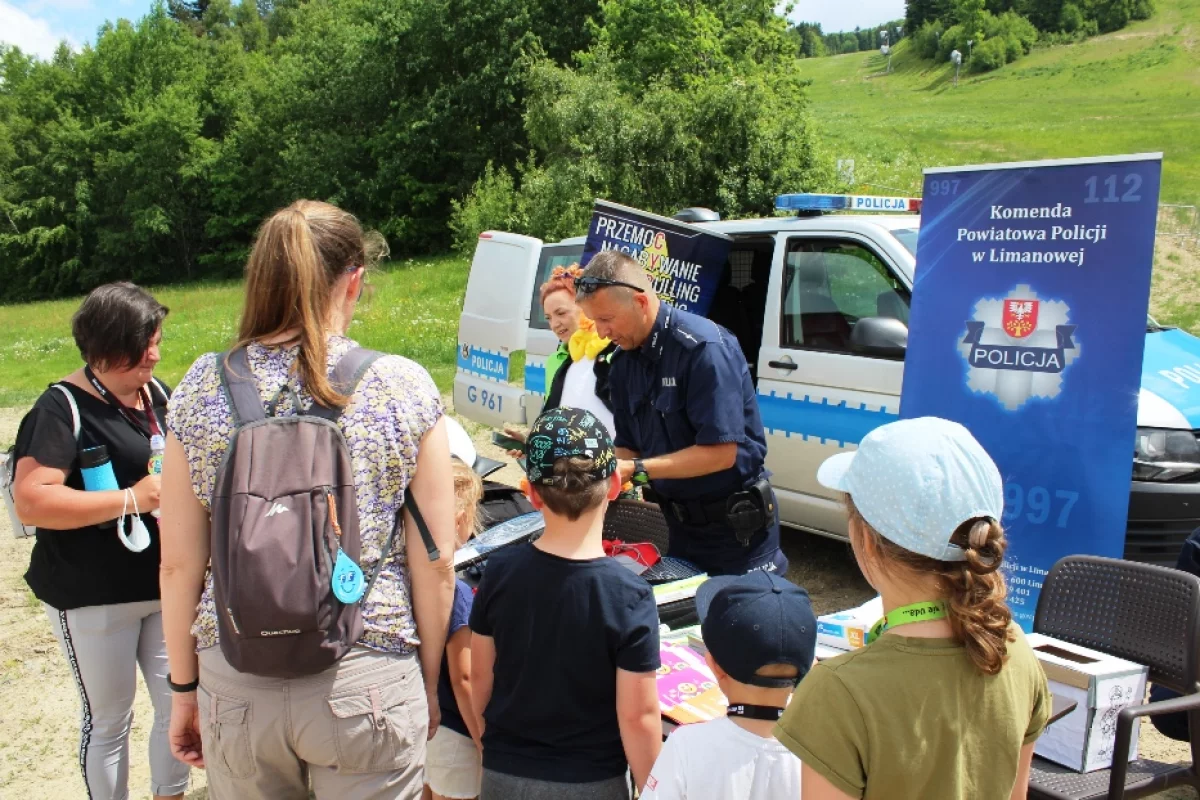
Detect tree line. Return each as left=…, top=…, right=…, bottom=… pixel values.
left=790, top=0, right=1152, bottom=69
left=0, top=0, right=830, bottom=302
left=788, top=20, right=906, bottom=59
left=907, top=0, right=1154, bottom=72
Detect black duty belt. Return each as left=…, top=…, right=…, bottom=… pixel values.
left=648, top=477, right=776, bottom=544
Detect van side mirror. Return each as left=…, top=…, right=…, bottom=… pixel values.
left=850, top=317, right=908, bottom=359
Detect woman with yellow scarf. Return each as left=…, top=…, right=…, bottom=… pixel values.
left=502, top=265, right=618, bottom=449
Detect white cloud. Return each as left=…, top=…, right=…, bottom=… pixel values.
left=0, top=0, right=74, bottom=59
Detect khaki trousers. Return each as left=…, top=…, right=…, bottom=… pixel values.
left=198, top=645, right=428, bottom=800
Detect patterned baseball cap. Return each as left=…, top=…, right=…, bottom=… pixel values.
left=524, top=406, right=617, bottom=486
left=816, top=417, right=1004, bottom=562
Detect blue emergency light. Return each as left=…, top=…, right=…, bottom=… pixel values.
left=775, top=193, right=922, bottom=214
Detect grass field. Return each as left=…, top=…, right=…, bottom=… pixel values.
left=0, top=254, right=470, bottom=408
left=799, top=0, right=1200, bottom=208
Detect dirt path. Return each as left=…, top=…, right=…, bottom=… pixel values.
left=0, top=409, right=1193, bottom=798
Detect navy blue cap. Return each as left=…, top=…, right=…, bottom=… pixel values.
left=696, top=572, right=816, bottom=688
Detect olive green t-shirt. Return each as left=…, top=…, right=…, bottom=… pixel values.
left=774, top=626, right=1050, bottom=800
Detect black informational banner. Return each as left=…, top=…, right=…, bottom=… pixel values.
left=581, top=200, right=732, bottom=316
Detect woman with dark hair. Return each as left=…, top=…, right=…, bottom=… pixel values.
left=11, top=281, right=188, bottom=800
left=159, top=200, right=457, bottom=799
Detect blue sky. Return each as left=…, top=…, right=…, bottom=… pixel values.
left=2, top=0, right=144, bottom=58
left=1, top=0, right=907, bottom=61
left=786, top=0, right=906, bottom=31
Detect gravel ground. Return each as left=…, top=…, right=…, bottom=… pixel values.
left=0, top=407, right=1193, bottom=798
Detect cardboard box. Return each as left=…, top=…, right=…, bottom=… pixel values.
left=1027, top=633, right=1148, bottom=772
left=817, top=596, right=883, bottom=651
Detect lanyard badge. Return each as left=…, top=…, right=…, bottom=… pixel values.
left=865, top=600, right=948, bottom=645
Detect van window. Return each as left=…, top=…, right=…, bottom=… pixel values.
left=529, top=244, right=585, bottom=330
left=781, top=239, right=910, bottom=354
left=891, top=228, right=919, bottom=256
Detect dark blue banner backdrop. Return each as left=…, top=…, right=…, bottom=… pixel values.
left=581, top=200, right=733, bottom=317
left=900, top=154, right=1162, bottom=629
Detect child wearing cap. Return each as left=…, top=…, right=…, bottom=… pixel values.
left=641, top=571, right=812, bottom=799
left=423, top=458, right=486, bottom=800
left=469, top=407, right=662, bottom=800
left=774, top=417, right=1051, bottom=800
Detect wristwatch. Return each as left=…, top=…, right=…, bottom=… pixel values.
left=167, top=673, right=199, bottom=693
left=631, top=459, right=651, bottom=487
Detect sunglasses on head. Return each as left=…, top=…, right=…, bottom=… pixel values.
left=574, top=275, right=647, bottom=296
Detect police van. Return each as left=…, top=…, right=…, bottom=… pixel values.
left=454, top=195, right=1200, bottom=566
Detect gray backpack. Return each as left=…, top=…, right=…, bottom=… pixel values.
left=212, top=346, right=439, bottom=677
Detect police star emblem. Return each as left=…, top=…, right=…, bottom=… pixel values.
left=958, top=284, right=1080, bottom=411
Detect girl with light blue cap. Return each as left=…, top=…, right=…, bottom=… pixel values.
left=773, top=416, right=1052, bottom=800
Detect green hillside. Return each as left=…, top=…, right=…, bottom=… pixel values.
left=798, top=0, right=1199, bottom=207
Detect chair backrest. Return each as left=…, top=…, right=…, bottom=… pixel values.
left=602, top=499, right=670, bottom=554
left=1033, top=555, right=1200, bottom=694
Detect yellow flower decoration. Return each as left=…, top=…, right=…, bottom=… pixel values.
left=569, top=314, right=611, bottom=362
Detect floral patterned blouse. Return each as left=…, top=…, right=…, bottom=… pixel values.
left=166, top=335, right=443, bottom=655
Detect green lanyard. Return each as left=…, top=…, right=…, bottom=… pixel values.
left=866, top=600, right=948, bottom=645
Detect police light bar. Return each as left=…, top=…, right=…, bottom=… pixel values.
left=775, top=193, right=922, bottom=214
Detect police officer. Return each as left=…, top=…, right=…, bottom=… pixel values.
left=576, top=250, right=788, bottom=577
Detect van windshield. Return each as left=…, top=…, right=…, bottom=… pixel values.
left=891, top=228, right=919, bottom=256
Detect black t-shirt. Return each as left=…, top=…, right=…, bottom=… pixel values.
left=468, top=542, right=661, bottom=783
left=438, top=578, right=475, bottom=738
left=15, top=381, right=169, bottom=611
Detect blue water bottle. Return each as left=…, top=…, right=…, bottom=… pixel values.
left=80, top=446, right=119, bottom=492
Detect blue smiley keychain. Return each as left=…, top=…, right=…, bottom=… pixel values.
left=327, top=492, right=366, bottom=604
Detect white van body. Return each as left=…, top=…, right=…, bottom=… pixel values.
left=455, top=211, right=1200, bottom=565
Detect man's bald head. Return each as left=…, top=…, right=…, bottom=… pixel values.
left=576, top=250, right=659, bottom=351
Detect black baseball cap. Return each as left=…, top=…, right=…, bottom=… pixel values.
left=524, top=406, right=617, bottom=486
left=696, top=571, right=817, bottom=688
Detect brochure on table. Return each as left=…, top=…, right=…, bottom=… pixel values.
left=817, top=596, right=883, bottom=651
left=658, top=642, right=727, bottom=725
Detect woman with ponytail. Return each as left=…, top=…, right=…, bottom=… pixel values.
left=159, top=201, right=457, bottom=799
left=775, top=417, right=1051, bottom=800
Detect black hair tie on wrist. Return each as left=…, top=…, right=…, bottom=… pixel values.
left=167, top=673, right=199, bottom=693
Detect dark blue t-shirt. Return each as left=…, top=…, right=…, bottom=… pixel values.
left=468, top=543, right=661, bottom=783
left=437, top=579, right=475, bottom=738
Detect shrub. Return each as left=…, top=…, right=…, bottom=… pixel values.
left=914, top=20, right=945, bottom=59
left=970, top=36, right=1009, bottom=71
left=449, top=164, right=521, bottom=255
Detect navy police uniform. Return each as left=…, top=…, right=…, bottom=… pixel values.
left=608, top=303, right=788, bottom=576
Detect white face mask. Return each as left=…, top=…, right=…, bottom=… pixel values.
left=117, top=489, right=151, bottom=553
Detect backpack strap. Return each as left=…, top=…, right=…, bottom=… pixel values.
left=149, top=377, right=170, bottom=405
left=404, top=487, right=441, bottom=561
left=307, top=347, right=384, bottom=422
left=218, top=348, right=267, bottom=428
left=360, top=487, right=440, bottom=605
left=50, top=383, right=81, bottom=441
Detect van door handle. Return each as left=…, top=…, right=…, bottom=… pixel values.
left=768, top=358, right=798, bottom=371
